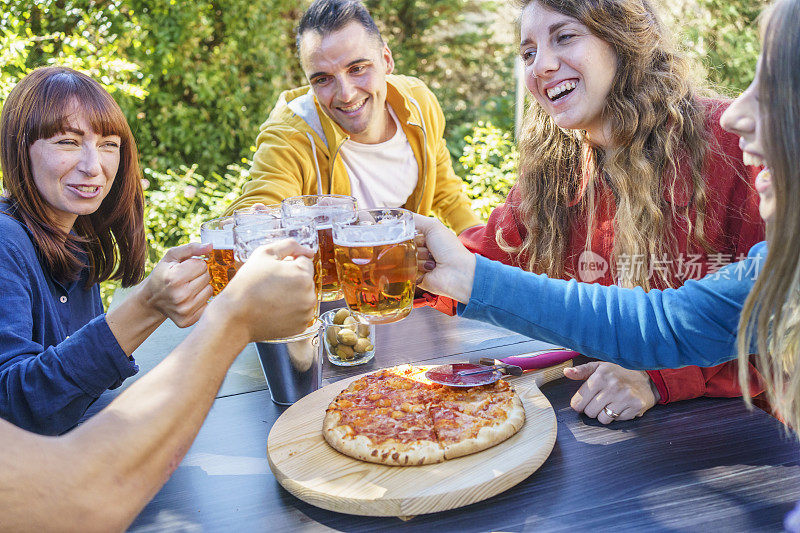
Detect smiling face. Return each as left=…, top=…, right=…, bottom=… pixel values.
left=519, top=1, right=618, bottom=147
left=720, top=63, right=774, bottom=223
left=299, top=21, right=395, bottom=144
left=28, top=106, right=120, bottom=232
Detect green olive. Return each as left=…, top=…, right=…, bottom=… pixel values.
left=336, top=345, right=355, bottom=360
left=353, top=338, right=373, bottom=353
left=336, top=328, right=358, bottom=346
left=333, top=308, right=350, bottom=325
left=326, top=327, right=338, bottom=346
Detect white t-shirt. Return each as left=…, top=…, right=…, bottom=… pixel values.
left=339, top=106, right=418, bottom=209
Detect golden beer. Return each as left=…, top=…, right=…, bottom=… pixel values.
left=334, top=238, right=417, bottom=324
left=317, top=225, right=341, bottom=300
left=206, top=247, right=236, bottom=295
left=281, top=195, right=357, bottom=301
left=201, top=215, right=236, bottom=296
left=312, top=249, right=324, bottom=306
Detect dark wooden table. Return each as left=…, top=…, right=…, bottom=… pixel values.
left=88, top=303, right=800, bottom=532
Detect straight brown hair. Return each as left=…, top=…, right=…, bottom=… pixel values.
left=0, top=66, right=146, bottom=287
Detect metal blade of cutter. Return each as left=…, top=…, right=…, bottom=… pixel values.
left=425, top=362, right=522, bottom=387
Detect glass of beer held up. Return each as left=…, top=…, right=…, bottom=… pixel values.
left=233, top=220, right=322, bottom=325
left=331, top=208, right=417, bottom=324
left=282, top=195, right=357, bottom=302
left=200, top=216, right=236, bottom=296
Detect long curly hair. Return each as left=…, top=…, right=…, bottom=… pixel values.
left=504, top=0, right=714, bottom=289
left=0, top=66, right=146, bottom=287
left=737, top=0, right=800, bottom=430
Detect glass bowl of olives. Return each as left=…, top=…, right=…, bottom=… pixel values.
left=321, top=308, right=376, bottom=366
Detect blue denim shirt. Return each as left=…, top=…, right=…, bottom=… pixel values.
left=0, top=202, right=137, bottom=435
left=460, top=242, right=767, bottom=370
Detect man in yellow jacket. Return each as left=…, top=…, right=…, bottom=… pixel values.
left=225, top=0, right=481, bottom=235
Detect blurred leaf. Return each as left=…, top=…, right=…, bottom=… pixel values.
left=459, top=122, right=517, bottom=221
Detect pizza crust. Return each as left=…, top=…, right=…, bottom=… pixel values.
left=442, top=394, right=525, bottom=460
left=324, top=430, right=446, bottom=466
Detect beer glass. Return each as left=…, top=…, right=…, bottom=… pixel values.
left=282, top=195, right=357, bottom=302
left=200, top=216, right=236, bottom=296
left=233, top=221, right=322, bottom=325
left=331, top=208, right=417, bottom=324
left=233, top=204, right=282, bottom=227
left=232, top=216, right=282, bottom=270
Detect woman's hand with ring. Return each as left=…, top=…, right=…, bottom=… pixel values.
left=565, top=361, right=661, bottom=424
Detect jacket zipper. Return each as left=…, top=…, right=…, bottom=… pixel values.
left=406, top=124, right=427, bottom=212
left=328, top=136, right=349, bottom=195
left=406, top=98, right=428, bottom=212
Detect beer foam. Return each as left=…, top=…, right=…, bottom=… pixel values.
left=287, top=206, right=354, bottom=227
left=332, top=236, right=413, bottom=247
left=333, top=223, right=414, bottom=245
left=201, top=228, right=234, bottom=247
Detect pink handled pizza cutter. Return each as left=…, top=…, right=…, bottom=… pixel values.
left=424, top=348, right=579, bottom=387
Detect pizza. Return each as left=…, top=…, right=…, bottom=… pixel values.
left=322, top=365, right=525, bottom=466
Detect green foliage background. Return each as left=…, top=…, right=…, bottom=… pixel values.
left=0, top=0, right=766, bottom=305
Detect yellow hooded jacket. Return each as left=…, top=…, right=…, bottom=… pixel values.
left=225, top=75, right=480, bottom=234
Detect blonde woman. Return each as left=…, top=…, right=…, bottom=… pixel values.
left=425, top=0, right=765, bottom=422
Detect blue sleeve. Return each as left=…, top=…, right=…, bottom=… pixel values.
left=0, top=236, right=137, bottom=435
left=459, top=243, right=766, bottom=370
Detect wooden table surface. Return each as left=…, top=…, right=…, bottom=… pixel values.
left=87, top=300, right=800, bottom=532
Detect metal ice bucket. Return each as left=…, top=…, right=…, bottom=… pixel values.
left=255, top=319, right=323, bottom=405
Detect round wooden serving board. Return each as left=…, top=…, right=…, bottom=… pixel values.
left=266, top=361, right=568, bottom=517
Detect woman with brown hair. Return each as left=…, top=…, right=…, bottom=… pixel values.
left=0, top=66, right=213, bottom=435
left=425, top=0, right=765, bottom=423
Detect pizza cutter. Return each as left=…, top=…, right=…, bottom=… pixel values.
left=425, top=348, right=579, bottom=387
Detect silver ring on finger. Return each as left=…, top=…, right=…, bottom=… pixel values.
left=603, top=406, right=621, bottom=419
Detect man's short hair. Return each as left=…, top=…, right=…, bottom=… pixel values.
left=296, top=0, right=383, bottom=53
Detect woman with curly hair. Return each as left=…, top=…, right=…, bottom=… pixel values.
left=0, top=66, right=214, bottom=435
left=424, top=0, right=765, bottom=423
